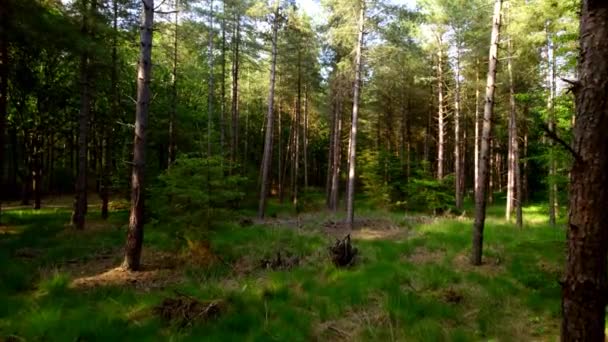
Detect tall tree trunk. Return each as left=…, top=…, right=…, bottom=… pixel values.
left=424, top=84, right=432, bottom=165
left=471, top=0, right=502, bottom=266
left=123, top=0, right=153, bottom=271
left=207, top=0, right=214, bottom=158
left=325, top=94, right=335, bottom=208
left=303, top=85, right=308, bottom=189
left=454, top=41, right=463, bottom=210
left=506, top=21, right=516, bottom=221
left=345, top=2, right=365, bottom=228
left=329, top=97, right=342, bottom=211
left=0, top=0, right=8, bottom=222
left=474, top=58, right=480, bottom=196
left=561, top=1, right=608, bottom=339
left=102, top=0, right=119, bottom=220
left=72, top=0, right=95, bottom=230
left=168, top=0, right=178, bottom=166
left=257, top=2, right=279, bottom=219
left=231, top=13, right=240, bottom=165
left=436, top=39, right=445, bottom=180
left=278, top=95, right=284, bottom=203
left=293, top=51, right=302, bottom=209
left=219, top=0, right=226, bottom=159
left=546, top=27, right=558, bottom=227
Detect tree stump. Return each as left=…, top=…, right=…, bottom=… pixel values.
left=329, top=235, right=358, bottom=267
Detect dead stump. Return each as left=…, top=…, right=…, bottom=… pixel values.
left=154, top=294, right=223, bottom=328
left=329, top=235, right=358, bottom=267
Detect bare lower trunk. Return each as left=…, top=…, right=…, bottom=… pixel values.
left=345, top=3, right=365, bottom=228
left=168, top=0, right=178, bottom=166
left=293, top=52, right=302, bottom=209
left=454, top=44, right=463, bottom=210
left=561, top=2, right=608, bottom=339
left=123, top=0, right=153, bottom=271
left=207, top=0, right=214, bottom=158
left=72, top=0, right=95, bottom=230
left=506, top=25, right=516, bottom=221
left=303, top=86, right=308, bottom=189
left=231, top=14, right=240, bottom=165
left=0, top=0, right=8, bottom=222
left=257, top=2, right=279, bottom=219
left=329, top=98, right=342, bottom=211
left=546, top=26, right=557, bottom=227
left=436, top=41, right=444, bottom=180
left=472, top=0, right=502, bottom=266
left=474, top=59, right=480, bottom=196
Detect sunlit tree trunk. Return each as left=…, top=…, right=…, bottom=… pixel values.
left=506, top=19, right=515, bottom=221
left=561, top=1, right=608, bottom=338
left=231, top=12, right=241, bottom=165
left=303, top=85, right=309, bottom=189
left=546, top=26, right=558, bottom=227
left=168, top=0, right=178, bottom=166
left=435, top=37, right=445, bottom=180
left=258, top=1, right=280, bottom=219
left=207, top=0, right=214, bottom=158
left=123, top=0, right=153, bottom=271
left=472, top=0, right=502, bottom=266
left=474, top=58, right=480, bottom=195
left=345, top=2, right=365, bottom=228
left=453, top=41, right=463, bottom=210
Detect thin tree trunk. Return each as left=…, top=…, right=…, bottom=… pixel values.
left=330, top=99, right=342, bottom=211
left=506, top=22, right=516, bottom=221
left=303, top=85, right=308, bottom=189
left=72, top=0, right=94, bottom=230
left=454, top=41, right=463, bottom=210
left=278, top=94, right=283, bottom=203
left=293, top=51, right=302, bottom=209
left=231, top=13, right=240, bottom=165
left=123, top=0, right=153, bottom=271
left=546, top=26, right=557, bottom=227
left=472, top=0, right=502, bottom=266
left=424, top=84, right=432, bottom=165
left=325, top=95, right=335, bottom=208
left=345, top=2, right=365, bottom=228
left=168, top=0, right=178, bottom=166
left=561, top=1, right=608, bottom=338
left=207, top=0, right=214, bottom=158
left=436, top=39, right=444, bottom=180
left=220, top=0, right=226, bottom=159
left=474, top=58, right=480, bottom=196
left=257, top=1, right=279, bottom=219
left=102, top=0, right=119, bottom=220
left=0, top=0, right=8, bottom=222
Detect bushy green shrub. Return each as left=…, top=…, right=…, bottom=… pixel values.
left=149, top=156, right=246, bottom=227
left=401, top=162, right=454, bottom=213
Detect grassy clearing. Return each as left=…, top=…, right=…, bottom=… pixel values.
left=0, top=196, right=566, bottom=341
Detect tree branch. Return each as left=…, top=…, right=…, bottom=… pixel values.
left=540, top=123, right=582, bottom=163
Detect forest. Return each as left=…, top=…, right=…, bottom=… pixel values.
left=0, top=0, right=607, bottom=340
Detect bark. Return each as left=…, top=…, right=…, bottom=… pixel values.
left=345, top=2, right=365, bottom=228
left=472, top=0, right=502, bottom=266
left=293, top=51, right=302, bottom=209
left=168, top=0, right=178, bottom=166
left=329, top=93, right=342, bottom=211
left=278, top=95, right=283, bottom=203
left=207, top=0, right=214, bottom=158
left=0, top=0, right=8, bottom=221
left=474, top=59, right=480, bottom=196
left=436, top=39, right=445, bottom=180
left=102, top=0, right=119, bottom=220
left=123, top=0, right=153, bottom=271
left=257, top=2, right=279, bottom=219
left=220, top=0, right=226, bottom=158
left=303, top=85, right=308, bottom=189
left=506, top=26, right=516, bottom=221
left=546, top=27, right=558, bottom=227
left=453, top=41, right=463, bottom=210
left=561, top=2, right=608, bottom=339
left=231, top=13, right=240, bottom=164
left=72, top=0, right=95, bottom=230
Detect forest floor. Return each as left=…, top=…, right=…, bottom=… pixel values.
left=0, top=195, right=565, bottom=341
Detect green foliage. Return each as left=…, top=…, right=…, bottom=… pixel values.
left=402, top=162, right=454, bottom=213
left=150, top=156, right=247, bottom=227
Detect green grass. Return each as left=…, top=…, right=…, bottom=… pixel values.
left=0, top=196, right=566, bottom=341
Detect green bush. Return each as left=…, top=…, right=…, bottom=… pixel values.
left=399, top=162, right=453, bottom=213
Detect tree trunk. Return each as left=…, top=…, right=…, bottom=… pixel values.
left=436, top=39, right=444, bottom=180
left=168, top=0, right=178, bottom=166
left=207, top=0, right=214, bottom=158
left=454, top=42, right=463, bottom=210
left=257, top=1, right=279, bottom=219
left=474, top=58, right=480, bottom=196
left=345, top=2, right=365, bottom=228
left=303, top=85, right=309, bottom=189
left=293, top=51, right=302, bottom=209
left=329, top=95, right=342, bottom=212
left=123, top=0, right=153, bottom=271
left=231, top=13, right=240, bottom=165
left=0, top=0, right=8, bottom=222
left=72, top=0, right=95, bottom=230
left=546, top=26, right=558, bottom=227
left=471, top=0, right=502, bottom=266
left=561, top=1, right=608, bottom=339
left=506, top=24, right=516, bottom=221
